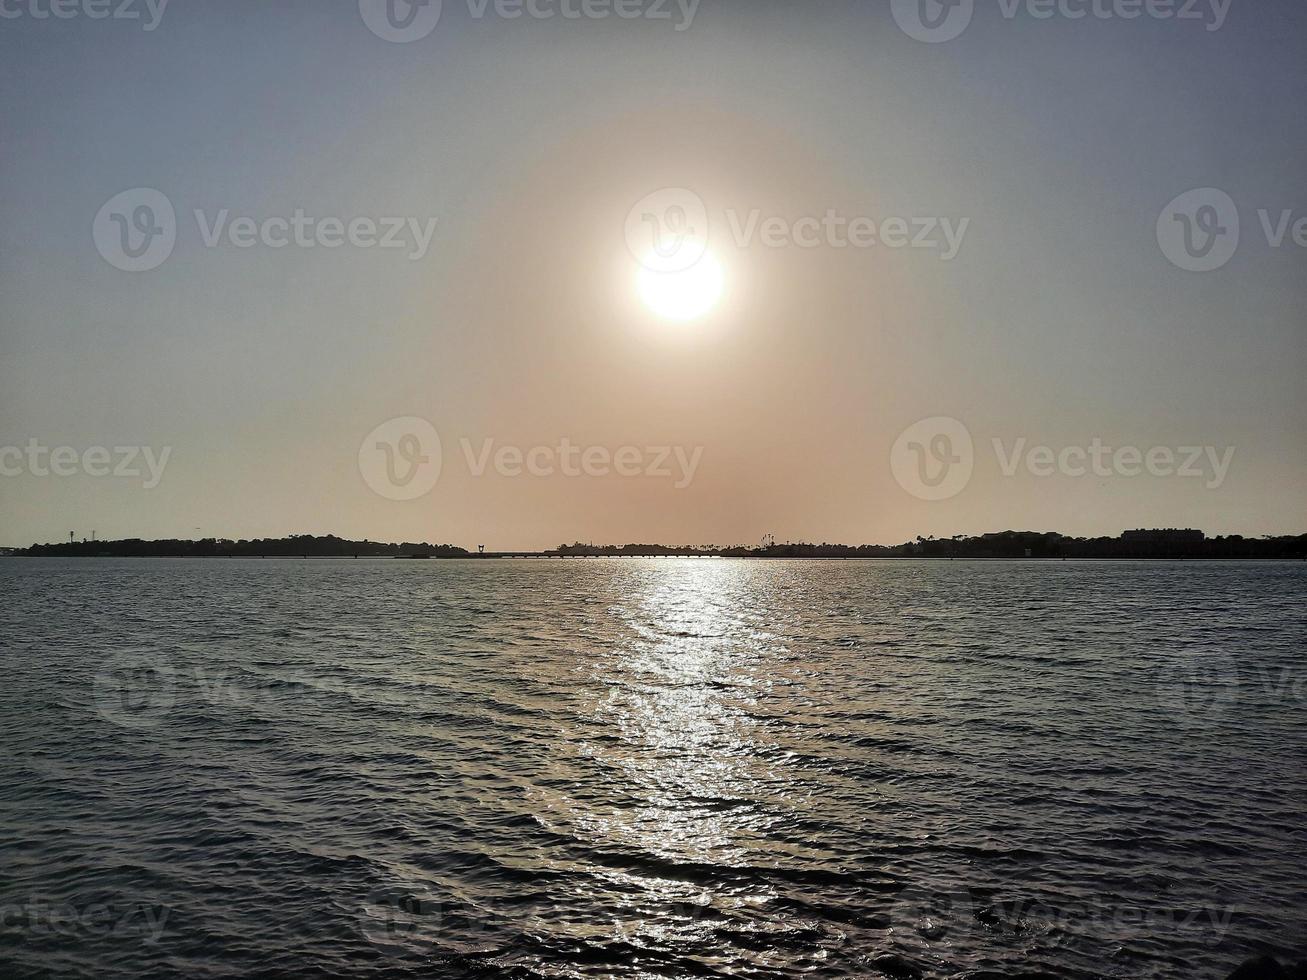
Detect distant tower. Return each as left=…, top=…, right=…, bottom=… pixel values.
left=69, top=531, right=75, bottom=544
left=478, top=544, right=485, bottom=555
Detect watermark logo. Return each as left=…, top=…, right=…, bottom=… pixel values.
left=888, top=882, right=975, bottom=940
left=886, top=881, right=1231, bottom=948
left=358, top=417, right=705, bottom=498
left=725, top=209, right=969, bottom=258
left=1157, top=187, right=1240, bottom=272
left=360, top=0, right=698, bottom=40
left=359, top=0, right=443, bottom=42
left=358, top=887, right=518, bottom=954
left=892, top=0, right=974, bottom=42
left=94, top=189, right=439, bottom=271
left=625, top=187, right=709, bottom=273
left=0, top=440, right=172, bottom=489
left=626, top=189, right=970, bottom=265
left=91, top=651, right=174, bottom=729
left=359, top=417, right=443, bottom=501
left=891, top=417, right=975, bottom=501
left=193, top=210, right=437, bottom=258
left=93, top=188, right=176, bottom=272
left=0, top=898, right=171, bottom=943
left=1153, top=658, right=1239, bottom=723
left=1154, top=658, right=1304, bottom=724
left=0, top=0, right=170, bottom=30
left=891, top=421, right=1236, bottom=500
left=1158, top=188, right=1307, bottom=272
left=359, top=889, right=443, bottom=948
left=460, top=437, right=702, bottom=487
left=90, top=663, right=366, bottom=729
left=893, top=0, right=1231, bottom=42
left=992, top=439, right=1234, bottom=488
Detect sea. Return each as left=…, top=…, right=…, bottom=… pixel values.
left=1, top=558, right=1304, bottom=979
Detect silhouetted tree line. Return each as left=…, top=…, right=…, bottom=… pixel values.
left=18, top=534, right=468, bottom=558
left=15, top=531, right=1306, bottom=560
left=553, top=531, right=1307, bottom=560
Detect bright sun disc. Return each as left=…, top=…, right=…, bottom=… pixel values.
left=637, top=251, right=724, bottom=321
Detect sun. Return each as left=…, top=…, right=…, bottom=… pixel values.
left=636, top=250, right=724, bottom=321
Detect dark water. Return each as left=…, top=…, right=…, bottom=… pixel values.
left=1, top=559, right=1304, bottom=979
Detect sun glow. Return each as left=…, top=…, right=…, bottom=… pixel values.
left=636, top=250, right=725, bottom=321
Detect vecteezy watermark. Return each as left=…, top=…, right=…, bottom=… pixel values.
left=891, top=0, right=1231, bottom=43
left=359, top=0, right=699, bottom=42
left=890, top=417, right=1235, bottom=500
left=1157, top=187, right=1306, bottom=272
left=624, top=188, right=970, bottom=269
left=990, top=438, right=1235, bottom=488
left=91, top=657, right=387, bottom=729
left=92, top=656, right=289, bottom=730
left=890, top=0, right=975, bottom=42
left=359, top=886, right=519, bottom=954
left=890, top=417, right=976, bottom=502
left=92, top=651, right=176, bottom=729
left=359, top=0, right=443, bottom=41
left=0, top=897, right=171, bottom=943
left=460, top=438, right=703, bottom=488
left=626, top=188, right=710, bottom=273
left=1156, top=188, right=1239, bottom=272
left=93, top=188, right=438, bottom=272
left=887, top=882, right=1233, bottom=949
left=359, top=417, right=443, bottom=501
left=0, top=0, right=169, bottom=30
left=92, top=189, right=177, bottom=272
left=724, top=209, right=969, bottom=260
left=1153, top=657, right=1305, bottom=724
left=359, top=889, right=445, bottom=949
left=358, top=416, right=704, bottom=500
left=0, top=440, right=171, bottom=489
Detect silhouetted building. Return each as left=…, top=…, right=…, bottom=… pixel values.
left=1121, top=529, right=1205, bottom=543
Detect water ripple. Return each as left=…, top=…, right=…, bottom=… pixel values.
left=1, top=558, right=1304, bottom=978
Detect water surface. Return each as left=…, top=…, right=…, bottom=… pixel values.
left=1, top=559, right=1304, bottom=978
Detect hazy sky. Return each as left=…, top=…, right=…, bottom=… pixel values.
left=1, top=0, right=1303, bottom=550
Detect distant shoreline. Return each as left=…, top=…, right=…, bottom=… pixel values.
left=6, top=554, right=1305, bottom=562
left=6, top=530, right=1306, bottom=562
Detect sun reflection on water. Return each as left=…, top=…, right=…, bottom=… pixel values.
left=590, top=563, right=782, bottom=860
left=520, top=561, right=797, bottom=954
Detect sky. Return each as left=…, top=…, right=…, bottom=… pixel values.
left=1, top=0, right=1303, bottom=550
